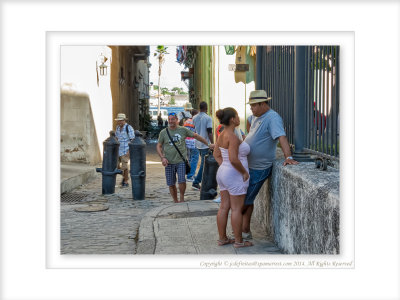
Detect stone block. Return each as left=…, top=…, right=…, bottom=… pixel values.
left=252, top=159, right=340, bottom=254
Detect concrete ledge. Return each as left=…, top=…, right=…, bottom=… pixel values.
left=271, top=160, right=339, bottom=254
left=252, top=158, right=340, bottom=254
left=61, top=163, right=97, bottom=194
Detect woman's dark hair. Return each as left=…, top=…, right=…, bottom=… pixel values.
left=216, top=107, right=237, bottom=126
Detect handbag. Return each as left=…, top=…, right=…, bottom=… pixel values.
left=166, top=128, right=191, bottom=175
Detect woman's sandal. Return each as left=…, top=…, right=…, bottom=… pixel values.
left=218, top=238, right=235, bottom=246
left=233, top=241, right=253, bottom=248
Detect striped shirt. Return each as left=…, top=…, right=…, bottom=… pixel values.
left=183, top=118, right=196, bottom=149
left=115, top=123, right=135, bottom=156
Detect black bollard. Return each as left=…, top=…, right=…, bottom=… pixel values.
left=200, top=150, right=219, bottom=200
left=129, top=130, right=146, bottom=200
left=96, top=131, right=123, bottom=194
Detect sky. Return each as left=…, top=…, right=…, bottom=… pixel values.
left=149, top=45, right=188, bottom=91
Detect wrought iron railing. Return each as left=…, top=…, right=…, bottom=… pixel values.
left=258, top=46, right=339, bottom=160
left=305, top=46, right=340, bottom=158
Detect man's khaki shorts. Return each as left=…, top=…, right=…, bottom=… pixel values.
left=118, top=153, right=130, bottom=170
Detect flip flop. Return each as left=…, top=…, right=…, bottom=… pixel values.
left=218, top=238, right=235, bottom=246
left=233, top=241, right=253, bottom=248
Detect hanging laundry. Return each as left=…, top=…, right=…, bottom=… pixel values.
left=234, top=46, right=256, bottom=84
left=176, top=46, right=184, bottom=64
left=246, top=46, right=256, bottom=83
left=234, top=45, right=246, bottom=83
left=250, top=46, right=257, bottom=56
left=224, top=45, right=235, bottom=55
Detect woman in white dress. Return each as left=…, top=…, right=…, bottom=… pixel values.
left=213, top=107, right=253, bottom=248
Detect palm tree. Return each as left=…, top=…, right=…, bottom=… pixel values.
left=154, top=46, right=169, bottom=115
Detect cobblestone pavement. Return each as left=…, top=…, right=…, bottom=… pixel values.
left=60, top=142, right=204, bottom=254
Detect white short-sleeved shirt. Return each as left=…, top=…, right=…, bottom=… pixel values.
left=193, top=112, right=212, bottom=149
left=244, top=109, right=286, bottom=170
left=115, top=123, right=135, bottom=156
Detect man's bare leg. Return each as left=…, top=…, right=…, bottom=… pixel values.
left=123, top=169, right=129, bottom=184
left=178, top=182, right=186, bottom=202
left=169, top=185, right=179, bottom=203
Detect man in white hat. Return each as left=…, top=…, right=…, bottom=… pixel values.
left=242, top=90, right=298, bottom=239
left=178, top=102, right=193, bottom=125
left=115, top=113, right=135, bottom=187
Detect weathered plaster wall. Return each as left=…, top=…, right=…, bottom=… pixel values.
left=252, top=151, right=340, bottom=254
left=60, top=90, right=101, bottom=165
left=110, top=46, right=150, bottom=131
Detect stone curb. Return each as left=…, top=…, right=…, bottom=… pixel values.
left=61, top=168, right=96, bottom=194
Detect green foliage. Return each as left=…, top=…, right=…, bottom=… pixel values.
left=171, top=87, right=188, bottom=95
left=170, top=97, right=176, bottom=105
left=161, top=87, right=170, bottom=95
left=155, top=45, right=169, bottom=55
left=183, top=46, right=196, bottom=69
left=141, top=112, right=152, bottom=131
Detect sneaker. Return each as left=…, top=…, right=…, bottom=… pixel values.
left=192, top=183, right=201, bottom=191
left=242, top=231, right=252, bottom=240
left=186, top=176, right=194, bottom=182
left=213, top=196, right=221, bottom=203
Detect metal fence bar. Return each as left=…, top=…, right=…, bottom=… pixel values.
left=318, top=47, right=323, bottom=152
left=335, top=46, right=340, bottom=156
left=312, top=46, right=317, bottom=152
left=306, top=46, right=311, bottom=148
left=321, top=46, right=327, bottom=153
left=328, top=46, right=333, bottom=156
left=290, top=46, right=294, bottom=145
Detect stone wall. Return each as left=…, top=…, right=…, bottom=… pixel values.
left=252, top=153, right=340, bottom=254
left=60, top=90, right=101, bottom=165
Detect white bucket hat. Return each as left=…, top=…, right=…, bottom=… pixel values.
left=115, top=113, right=127, bottom=121
left=247, top=90, right=272, bottom=104
left=184, top=102, right=193, bottom=110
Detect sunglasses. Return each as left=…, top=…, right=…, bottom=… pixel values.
left=168, top=112, right=177, bottom=116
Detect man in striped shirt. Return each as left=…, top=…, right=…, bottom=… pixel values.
left=115, top=113, right=135, bottom=187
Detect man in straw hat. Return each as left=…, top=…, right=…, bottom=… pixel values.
left=115, top=113, right=135, bottom=187
left=242, top=90, right=298, bottom=239
left=178, top=102, right=193, bottom=126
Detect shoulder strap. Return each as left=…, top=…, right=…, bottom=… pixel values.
left=166, top=128, right=186, bottom=162
left=126, top=124, right=129, bottom=135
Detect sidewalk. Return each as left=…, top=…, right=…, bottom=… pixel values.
left=137, top=200, right=281, bottom=255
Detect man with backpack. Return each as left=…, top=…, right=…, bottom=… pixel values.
left=115, top=113, right=135, bottom=187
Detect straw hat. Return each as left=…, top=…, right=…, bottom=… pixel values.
left=115, top=113, right=127, bottom=121
left=247, top=90, right=272, bottom=105
left=184, top=102, right=193, bottom=110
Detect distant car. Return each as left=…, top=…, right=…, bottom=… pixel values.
left=149, top=108, right=168, bottom=121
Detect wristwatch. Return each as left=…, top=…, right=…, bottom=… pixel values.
left=286, top=156, right=293, bottom=160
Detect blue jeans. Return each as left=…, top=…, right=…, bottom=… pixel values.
left=244, top=167, right=272, bottom=205
left=186, top=147, right=199, bottom=179
left=193, top=148, right=209, bottom=185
